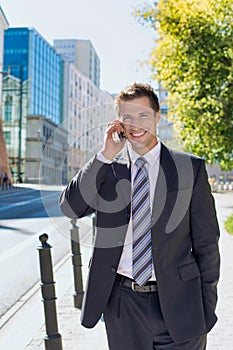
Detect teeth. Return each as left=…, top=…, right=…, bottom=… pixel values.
left=132, top=132, right=145, bottom=137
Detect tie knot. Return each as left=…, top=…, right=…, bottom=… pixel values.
left=135, top=157, right=147, bottom=170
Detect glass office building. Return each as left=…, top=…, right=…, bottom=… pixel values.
left=3, top=27, right=62, bottom=125
left=2, top=27, right=67, bottom=183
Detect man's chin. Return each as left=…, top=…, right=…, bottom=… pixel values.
left=130, top=140, right=148, bottom=154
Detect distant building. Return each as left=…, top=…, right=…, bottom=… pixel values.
left=59, top=57, right=114, bottom=180
left=157, top=116, right=174, bottom=143
left=4, top=27, right=63, bottom=124
left=0, top=6, right=8, bottom=103
left=2, top=27, right=68, bottom=183
left=54, top=39, right=101, bottom=88
left=26, top=115, right=68, bottom=184
left=0, top=6, right=10, bottom=180
left=156, top=83, right=174, bottom=144
left=206, top=163, right=233, bottom=183
left=2, top=28, right=117, bottom=183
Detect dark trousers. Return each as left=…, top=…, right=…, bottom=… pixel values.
left=103, top=277, right=207, bottom=350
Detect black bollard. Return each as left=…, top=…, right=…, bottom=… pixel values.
left=70, top=219, right=84, bottom=309
left=37, top=233, right=63, bottom=350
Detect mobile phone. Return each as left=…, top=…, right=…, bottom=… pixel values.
left=118, top=131, right=125, bottom=142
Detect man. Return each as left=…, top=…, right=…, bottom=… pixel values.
left=60, top=83, right=220, bottom=349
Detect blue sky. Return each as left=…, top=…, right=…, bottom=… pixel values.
left=1, top=0, right=156, bottom=94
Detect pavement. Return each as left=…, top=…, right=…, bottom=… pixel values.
left=0, top=191, right=232, bottom=350
left=0, top=184, right=28, bottom=194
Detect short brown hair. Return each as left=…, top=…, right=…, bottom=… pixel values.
left=115, top=82, right=160, bottom=115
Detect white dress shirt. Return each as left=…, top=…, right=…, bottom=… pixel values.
left=97, top=140, right=161, bottom=280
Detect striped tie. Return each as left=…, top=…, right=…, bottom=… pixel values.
left=132, top=157, right=152, bottom=286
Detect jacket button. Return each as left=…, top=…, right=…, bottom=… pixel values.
left=110, top=267, right=116, bottom=273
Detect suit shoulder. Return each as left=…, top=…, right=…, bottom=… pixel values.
left=166, top=145, right=203, bottom=164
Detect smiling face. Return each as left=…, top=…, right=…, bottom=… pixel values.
left=119, top=96, right=160, bottom=155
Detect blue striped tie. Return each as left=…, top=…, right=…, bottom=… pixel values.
left=132, top=157, right=152, bottom=286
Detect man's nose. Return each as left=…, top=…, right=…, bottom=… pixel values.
left=129, top=117, right=143, bottom=128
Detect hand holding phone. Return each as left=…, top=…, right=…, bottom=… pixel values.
left=101, top=121, right=126, bottom=160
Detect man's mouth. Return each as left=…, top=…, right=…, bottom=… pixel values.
left=130, top=131, right=147, bottom=138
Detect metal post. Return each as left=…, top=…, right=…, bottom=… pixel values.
left=70, top=219, right=84, bottom=309
left=37, top=233, right=63, bottom=350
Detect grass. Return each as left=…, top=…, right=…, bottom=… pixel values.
left=225, top=214, right=233, bottom=236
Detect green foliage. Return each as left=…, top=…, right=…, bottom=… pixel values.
left=134, top=0, right=233, bottom=170
left=225, top=214, right=233, bottom=235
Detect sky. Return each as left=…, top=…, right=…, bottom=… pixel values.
left=0, top=0, right=156, bottom=94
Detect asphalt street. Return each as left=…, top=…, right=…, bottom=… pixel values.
left=0, top=186, right=73, bottom=317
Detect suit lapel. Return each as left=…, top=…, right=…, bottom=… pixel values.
left=111, top=145, right=131, bottom=211
left=151, top=143, right=178, bottom=225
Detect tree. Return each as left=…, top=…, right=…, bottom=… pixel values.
left=134, top=0, right=233, bottom=170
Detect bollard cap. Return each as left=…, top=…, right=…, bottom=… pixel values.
left=39, top=233, right=51, bottom=247
left=71, top=218, right=77, bottom=227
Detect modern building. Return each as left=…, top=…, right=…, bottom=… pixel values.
left=0, top=6, right=10, bottom=182
left=2, top=74, right=27, bottom=182
left=54, top=39, right=101, bottom=88
left=156, top=83, right=174, bottom=145
left=59, top=58, right=114, bottom=179
left=26, top=115, right=68, bottom=184
left=2, top=27, right=68, bottom=183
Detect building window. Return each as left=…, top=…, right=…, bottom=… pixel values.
left=4, top=95, right=13, bottom=122
left=4, top=131, right=11, bottom=145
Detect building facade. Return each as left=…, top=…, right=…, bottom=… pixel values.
left=61, top=59, right=114, bottom=179
left=0, top=6, right=10, bottom=181
left=54, top=39, right=101, bottom=88
left=156, top=83, right=174, bottom=145
left=2, top=75, right=27, bottom=181
left=4, top=27, right=62, bottom=124
left=2, top=27, right=68, bottom=183
left=26, top=115, right=68, bottom=184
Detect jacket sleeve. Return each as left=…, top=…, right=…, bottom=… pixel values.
left=190, top=159, right=220, bottom=310
left=59, top=156, right=111, bottom=219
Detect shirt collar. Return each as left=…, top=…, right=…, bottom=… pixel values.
left=128, top=139, right=161, bottom=168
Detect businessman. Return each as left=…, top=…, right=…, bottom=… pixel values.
left=60, top=83, right=220, bottom=349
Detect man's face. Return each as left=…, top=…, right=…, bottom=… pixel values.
left=119, top=96, right=160, bottom=155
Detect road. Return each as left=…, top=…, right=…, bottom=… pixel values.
left=0, top=185, right=93, bottom=318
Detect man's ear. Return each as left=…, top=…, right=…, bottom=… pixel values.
left=155, top=110, right=161, bottom=124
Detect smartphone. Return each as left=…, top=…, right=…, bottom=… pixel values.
left=118, top=123, right=126, bottom=141
left=118, top=131, right=125, bottom=142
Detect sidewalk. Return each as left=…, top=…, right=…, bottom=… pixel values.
left=24, top=244, right=108, bottom=350
left=205, top=192, right=233, bottom=349
left=0, top=183, right=64, bottom=194
left=1, top=192, right=233, bottom=350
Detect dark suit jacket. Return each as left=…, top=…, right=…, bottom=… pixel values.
left=59, top=143, right=220, bottom=342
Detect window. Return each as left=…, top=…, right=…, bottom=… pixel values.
left=4, top=95, right=13, bottom=122
left=4, top=131, right=11, bottom=145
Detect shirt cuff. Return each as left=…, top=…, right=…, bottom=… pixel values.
left=96, top=152, right=113, bottom=164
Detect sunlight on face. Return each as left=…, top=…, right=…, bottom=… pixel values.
left=119, top=97, right=160, bottom=155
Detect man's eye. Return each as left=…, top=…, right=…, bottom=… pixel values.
left=123, top=117, right=131, bottom=123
